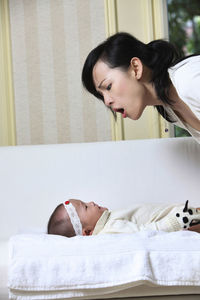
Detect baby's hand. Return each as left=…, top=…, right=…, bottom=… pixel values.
left=175, top=200, right=200, bottom=229
left=188, top=223, right=200, bottom=233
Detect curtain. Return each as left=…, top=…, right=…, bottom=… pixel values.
left=9, top=0, right=111, bottom=144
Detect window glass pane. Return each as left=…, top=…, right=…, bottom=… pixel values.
left=167, top=0, right=200, bottom=138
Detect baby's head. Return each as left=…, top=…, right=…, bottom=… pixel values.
left=47, top=199, right=108, bottom=237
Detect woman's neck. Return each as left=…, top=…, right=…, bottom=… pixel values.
left=140, top=65, right=162, bottom=106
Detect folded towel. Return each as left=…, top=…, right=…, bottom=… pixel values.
left=8, top=230, right=200, bottom=299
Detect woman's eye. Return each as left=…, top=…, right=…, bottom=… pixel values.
left=106, top=84, right=112, bottom=91
left=85, top=205, right=88, bottom=210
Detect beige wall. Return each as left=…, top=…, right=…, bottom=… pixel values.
left=0, top=0, right=16, bottom=146
left=8, top=0, right=111, bottom=145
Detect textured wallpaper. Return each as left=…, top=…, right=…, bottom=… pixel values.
left=9, top=0, right=111, bottom=144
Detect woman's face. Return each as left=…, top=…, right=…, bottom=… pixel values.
left=92, top=60, right=148, bottom=120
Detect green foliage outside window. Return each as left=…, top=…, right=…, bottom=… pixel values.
left=167, top=0, right=200, bottom=137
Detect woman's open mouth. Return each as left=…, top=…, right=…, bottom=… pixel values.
left=115, top=108, right=127, bottom=118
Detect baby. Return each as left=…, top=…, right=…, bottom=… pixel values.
left=47, top=199, right=200, bottom=238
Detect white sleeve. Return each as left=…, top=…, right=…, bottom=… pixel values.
left=175, top=57, right=200, bottom=119
left=101, top=216, right=181, bottom=234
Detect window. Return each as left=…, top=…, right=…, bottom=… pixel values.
left=167, top=0, right=200, bottom=137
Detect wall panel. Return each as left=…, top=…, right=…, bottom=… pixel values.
left=9, top=0, right=111, bottom=144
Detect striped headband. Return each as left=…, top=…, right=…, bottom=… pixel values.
left=63, top=200, right=82, bottom=236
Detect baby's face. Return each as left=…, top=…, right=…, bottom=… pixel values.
left=69, top=199, right=108, bottom=234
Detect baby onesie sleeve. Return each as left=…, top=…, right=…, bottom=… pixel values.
left=98, top=214, right=181, bottom=234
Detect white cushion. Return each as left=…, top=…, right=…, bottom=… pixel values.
left=0, top=241, right=9, bottom=298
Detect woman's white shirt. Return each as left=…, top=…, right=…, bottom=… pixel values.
left=167, top=55, right=200, bottom=144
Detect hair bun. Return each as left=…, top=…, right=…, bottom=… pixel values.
left=147, top=39, right=180, bottom=70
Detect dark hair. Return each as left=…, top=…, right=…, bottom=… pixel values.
left=47, top=204, right=75, bottom=238
left=82, top=32, right=182, bottom=122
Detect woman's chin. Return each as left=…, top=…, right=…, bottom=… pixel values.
left=129, top=113, right=142, bottom=121
left=128, top=107, right=146, bottom=120
left=131, top=116, right=139, bottom=121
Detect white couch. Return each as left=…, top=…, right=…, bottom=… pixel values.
left=1, top=137, right=200, bottom=300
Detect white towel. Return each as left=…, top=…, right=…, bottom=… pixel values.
left=8, top=230, right=200, bottom=299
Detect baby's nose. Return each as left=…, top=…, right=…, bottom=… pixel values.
left=88, top=201, right=95, bottom=206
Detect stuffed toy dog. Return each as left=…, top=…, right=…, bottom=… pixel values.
left=175, top=200, right=200, bottom=229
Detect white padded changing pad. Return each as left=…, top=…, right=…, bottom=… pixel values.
left=0, top=241, right=9, bottom=300
left=8, top=231, right=200, bottom=299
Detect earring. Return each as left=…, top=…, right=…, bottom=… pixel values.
left=163, top=109, right=169, bottom=133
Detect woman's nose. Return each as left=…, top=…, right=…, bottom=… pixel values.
left=104, top=95, right=113, bottom=107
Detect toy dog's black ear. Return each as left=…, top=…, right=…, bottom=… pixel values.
left=183, top=200, right=189, bottom=212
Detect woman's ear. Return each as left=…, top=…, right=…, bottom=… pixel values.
left=130, top=57, right=143, bottom=80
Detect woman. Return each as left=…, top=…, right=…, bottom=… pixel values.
left=82, top=32, right=200, bottom=143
